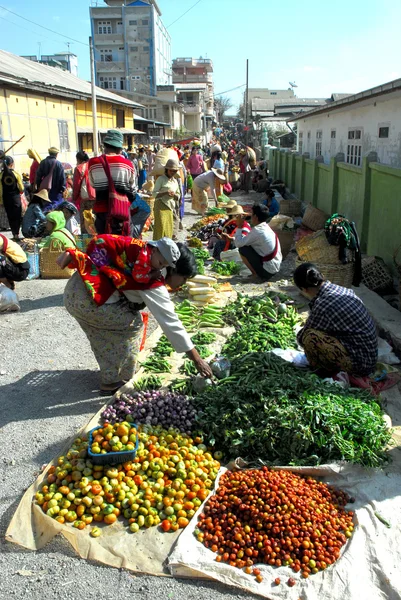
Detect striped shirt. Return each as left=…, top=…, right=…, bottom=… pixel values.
left=88, top=155, right=137, bottom=213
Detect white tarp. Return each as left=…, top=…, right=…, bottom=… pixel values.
left=169, top=461, right=401, bottom=599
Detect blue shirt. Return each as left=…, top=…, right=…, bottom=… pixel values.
left=263, top=196, right=280, bottom=218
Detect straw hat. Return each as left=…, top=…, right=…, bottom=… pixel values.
left=225, top=200, right=237, bottom=208
left=211, top=168, right=226, bottom=182
left=165, top=158, right=181, bottom=171
left=227, top=205, right=250, bottom=217
left=33, top=189, right=51, bottom=203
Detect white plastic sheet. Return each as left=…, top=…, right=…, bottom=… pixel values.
left=169, top=462, right=401, bottom=599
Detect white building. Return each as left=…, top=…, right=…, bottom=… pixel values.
left=90, top=0, right=171, bottom=96
left=21, top=52, right=79, bottom=76
left=292, top=79, right=401, bottom=168
left=172, top=57, right=215, bottom=135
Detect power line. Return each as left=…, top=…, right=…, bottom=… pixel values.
left=0, top=14, right=63, bottom=46
left=166, top=0, right=203, bottom=29
left=214, top=83, right=246, bottom=96
left=0, top=5, right=90, bottom=46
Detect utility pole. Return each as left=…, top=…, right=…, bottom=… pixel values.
left=245, top=58, right=249, bottom=145
left=89, top=37, right=99, bottom=156
left=202, top=92, right=208, bottom=145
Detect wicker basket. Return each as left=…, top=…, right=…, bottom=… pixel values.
left=302, top=204, right=329, bottom=231
left=362, top=256, right=393, bottom=292
left=40, top=240, right=75, bottom=279
left=279, top=199, right=302, bottom=217
left=296, top=229, right=354, bottom=264
left=296, top=258, right=355, bottom=288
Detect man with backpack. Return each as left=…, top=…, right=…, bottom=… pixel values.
left=35, top=147, right=66, bottom=208
left=88, top=130, right=137, bottom=235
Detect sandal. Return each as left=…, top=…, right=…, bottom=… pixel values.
left=99, top=380, right=126, bottom=396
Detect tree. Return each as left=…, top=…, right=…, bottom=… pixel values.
left=214, top=95, right=233, bottom=123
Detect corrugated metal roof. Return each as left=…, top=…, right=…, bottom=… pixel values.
left=290, top=78, right=401, bottom=122
left=0, top=50, right=144, bottom=109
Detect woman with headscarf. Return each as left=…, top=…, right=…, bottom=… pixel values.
left=72, top=151, right=95, bottom=234
left=27, top=149, right=41, bottom=187
left=39, top=211, right=77, bottom=250
left=58, top=239, right=212, bottom=394
left=0, top=156, right=24, bottom=241
left=152, top=159, right=182, bottom=240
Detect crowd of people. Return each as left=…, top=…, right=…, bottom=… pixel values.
left=0, top=127, right=380, bottom=391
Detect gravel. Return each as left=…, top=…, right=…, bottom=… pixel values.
left=0, top=191, right=270, bottom=599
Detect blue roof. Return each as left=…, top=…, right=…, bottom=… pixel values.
left=126, top=1, right=150, bottom=6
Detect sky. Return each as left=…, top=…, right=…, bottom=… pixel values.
left=1, top=0, right=401, bottom=112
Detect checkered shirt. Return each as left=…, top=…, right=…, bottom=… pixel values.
left=298, top=281, right=378, bottom=376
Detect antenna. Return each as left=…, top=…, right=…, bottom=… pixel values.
left=289, top=81, right=298, bottom=89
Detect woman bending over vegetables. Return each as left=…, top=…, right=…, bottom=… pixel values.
left=58, top=236, right=212, bottom=395
left=294, top=262, right=378, bottom=376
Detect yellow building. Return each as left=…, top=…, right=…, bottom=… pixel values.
left=0, top=50, right=143, bottom=174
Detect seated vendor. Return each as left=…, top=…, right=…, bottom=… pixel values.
left=0, top=233, right=30, bottom=289
left=58, top=201, right=81, bottom=235
left=262, top=189, right=280, bottom=218
left=22, top=189, right=50, bottom=238
left=213, top=206, right=251, bottom=261
left=40, top=211, right=77, bottom=250
left=294, top=262, right=378, bottom=376
left=234, top=204, right=282, bottom=280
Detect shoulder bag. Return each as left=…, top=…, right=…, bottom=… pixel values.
left=99, top=155, right=130, bottom=221
left=39, top=161, right=56, bottom=192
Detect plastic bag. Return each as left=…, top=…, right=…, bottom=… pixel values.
left=149, top=149, right=178, bottom=177
left=220, top=248, right=252, bottom=275
left=269, top=214, right=295, bottom=231
left=210, top=357, right=231, bottom=379
left=377, top=337, right=400, bottom=365
left=0, top=283, right=20, bottom=313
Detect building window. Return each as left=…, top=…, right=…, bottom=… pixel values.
left=130, top=47, right=138, bottom=52
left=118, top=47, right=124, bottom=51
left=117, top=21, right=122, bottom=25
left=120, top=77, right=125, bottom=90
left=331, top=130, right=336, bottom=139
left=307, top=131, right=311, bottom=139
left=100, top=48, right=113, bottom=62
left=379, top=126, right=389, bottom=138
left=129, top=20, right=137, bottom=26
left=298, top=132, right=303, bottom=154
left=116, top=109, right=125, bottom=128
left=143, top=46, right=150, bottom=53
left=100, top=76, right=117, bottom=90
left=347, top=128, right=362, bottom=166
left=58, top=120, right=70, bottom=151
left=315, top=131, right=322, bottom=157
left=98, top=21, right=112, bottom=34
left=142, top=19, right=149, bottom=25
left=270, top=92, right=277, bottom=95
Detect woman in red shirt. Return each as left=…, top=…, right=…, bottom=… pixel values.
left=73, top=151, right=95, bottom=233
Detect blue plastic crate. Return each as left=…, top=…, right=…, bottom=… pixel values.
left=88, top=425, right=139, bottom=465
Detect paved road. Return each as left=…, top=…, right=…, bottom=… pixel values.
left=0, top=195, right=263, bottom=600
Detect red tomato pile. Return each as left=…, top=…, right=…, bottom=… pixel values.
left=194, top=466, right=355, bottom=583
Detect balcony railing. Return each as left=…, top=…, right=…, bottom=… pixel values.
left=96, top=60, right=125, bottom=72
left=94, top=33, right=124, bottom=44
left=172, top=74, right=212, bottom=84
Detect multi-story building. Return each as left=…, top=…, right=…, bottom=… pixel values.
left=172, top=57, right=215, bottom=135
left=90, top=0, right=171, bottom=97
left=21, top=52, right=79, bottom=76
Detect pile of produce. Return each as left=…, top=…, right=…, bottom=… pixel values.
left=36, top=426, right=221, bottom=533
left=192, top=331, right=217, bottom=345
left=132, top=374, right=163, bottom=391
left=153, top=335, right=174, bottom=357
left=189, top=215, right=225, bottom=232
left=187, top=237, right=203, bottom=248
left=194, top=352, right=391, bottom=467
left=189, top=247, right=210, bottom=275
left=211, top=260, right=242, bottom=276
left=222, top=292, right=300, bottom=358
left=101, top=391, right=197, bottom=434
left=187, top=274, right=217, bottom=306
left=195, top=466, right=354, bottom=581
left=141, top=356, right=172, bottom=373
left=206, top=207, right=227, bottom=217
left=90, top=422, right=137, bottom=455
left=189, top=217, right=227, bottom=242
